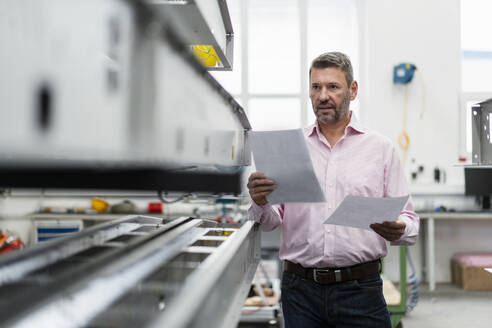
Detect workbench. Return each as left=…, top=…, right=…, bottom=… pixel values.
left=418, top=211, right=492, bottom=291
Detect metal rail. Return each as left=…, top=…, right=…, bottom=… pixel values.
left=0, top=216, right=260, bottom=328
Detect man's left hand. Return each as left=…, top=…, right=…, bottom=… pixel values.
left=370, top=218, right=406, bottom=242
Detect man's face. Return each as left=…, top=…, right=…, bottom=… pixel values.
left=309, top=67, right=358, bottom=125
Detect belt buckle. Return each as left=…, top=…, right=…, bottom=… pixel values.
left=334, top=269, right=342, bottom=282
left=313, top=268, right=342, bottom=283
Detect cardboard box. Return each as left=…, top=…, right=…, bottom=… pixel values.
left=451, top=253, right=492, bottom=291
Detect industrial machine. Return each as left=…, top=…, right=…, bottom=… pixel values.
left=0, top=216, right=259, bottom=328
left=465, top=98, right=492, bottom=209
left=0, top=0, right=249, bottom=192
left=0, top=1, right=259, bottom=327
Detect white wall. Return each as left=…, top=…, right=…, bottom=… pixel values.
left=358, top=0, right=462, bottom=184
left=358, top=0, right=492, bottom=283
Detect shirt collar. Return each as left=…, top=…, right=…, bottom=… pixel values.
left=305, top=112, right=367, bottom=138
left=346, top=113, right=366, bottom=134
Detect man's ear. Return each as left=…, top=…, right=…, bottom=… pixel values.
left=350, top=80, right=358, bottom=100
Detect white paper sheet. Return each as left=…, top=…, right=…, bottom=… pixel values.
left=249, top=129, right=325, bottom=205
left=485, top=268, right=492, bottom=274
left=324, top=195, right=409, bottom=230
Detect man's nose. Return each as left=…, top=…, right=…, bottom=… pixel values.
left=319, top=87, right=329, bottom=101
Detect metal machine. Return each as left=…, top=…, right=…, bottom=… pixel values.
left=0, top=0, right=249, bottom=192
left=471, top=98, right=492, bottom=165
left=0, top=1, right=259, bottom=327
left=0, top=216, right=259, bottom=328
left=465, top=99, right=492, bottom=208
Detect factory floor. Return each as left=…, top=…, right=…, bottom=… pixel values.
left=238, top=283, right=492, bottom=328
left=401, top=283, right=492, bottom=328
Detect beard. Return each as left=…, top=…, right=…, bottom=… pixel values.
left=315, top=91, right=351, bottom=125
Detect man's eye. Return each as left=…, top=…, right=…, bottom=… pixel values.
left=329, top=85, right=338, bottom=89
left=312, top=85, right=319, bottom=90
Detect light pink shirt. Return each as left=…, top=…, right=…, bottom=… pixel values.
left=248, top=114, right=419, bottom=268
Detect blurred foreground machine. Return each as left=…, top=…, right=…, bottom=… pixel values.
left=0, top=0, right=248, bottom=192
left=0, top=0, right=259, bottom=327
left=0, top=216, right=259, bottom=328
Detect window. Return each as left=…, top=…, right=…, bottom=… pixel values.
left=248, top=0, right=300, bottom=95
left=248, top=98, right=301, bottom=130
left=212, top=0, right=359, bottom=131
left=306, top=0, right=359, bottom=82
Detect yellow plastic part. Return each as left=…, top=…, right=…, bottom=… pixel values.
left=92, top=198, right=109, bottom=213
left=192, top=45, right=220, bottom=67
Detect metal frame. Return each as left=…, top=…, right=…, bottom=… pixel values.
left=9, top=218, right=203, bottom=328
left=0, top=216, right=260, bottom=328
left=148, top=220, right=260, bottom=328
left=471, top=98, right=492, bottom=164
left=459, top=92, right=492, bottom=156
left=0, top=215, right=162, bottom=285
left=149, top=0, right=235, bottom=71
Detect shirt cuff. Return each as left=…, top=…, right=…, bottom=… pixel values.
left=248, top=201, right=270, bottom=223
left=390, top=215, right=418, bottom=246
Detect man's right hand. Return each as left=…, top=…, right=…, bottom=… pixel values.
left=247, top=172, right=276, bottom=206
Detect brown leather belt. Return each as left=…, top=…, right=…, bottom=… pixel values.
left=284, top=259, right=382, bottom=284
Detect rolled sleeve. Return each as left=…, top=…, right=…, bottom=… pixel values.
left=384, top=145, right=420, bottom=246
left=391, top=208, right=420, bottom=246
left=247, top=202, right=283, bottom=232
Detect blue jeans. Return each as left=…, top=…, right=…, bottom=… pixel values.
left=281, top=271, right=391, bottom=328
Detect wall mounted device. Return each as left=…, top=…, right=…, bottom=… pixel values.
left=393, top=63, right=417, bottom=84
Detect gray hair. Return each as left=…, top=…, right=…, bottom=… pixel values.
left=309, top=52, right=354, bottom=87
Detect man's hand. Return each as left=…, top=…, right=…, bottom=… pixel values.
left=247, top=172, right=276, bottom=206
left=370, top=218, right=406, bottom=242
